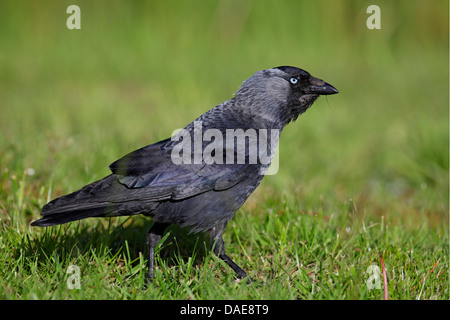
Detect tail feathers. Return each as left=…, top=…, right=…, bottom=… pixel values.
left=31, top=175, right=115, bottom=227
left=31, top=206, right=110, bottom=227
left=31, top=199, right=155, bottom=227
left=31, top=174, right=160, bottom=227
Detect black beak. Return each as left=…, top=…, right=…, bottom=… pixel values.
left=309, top=81, right=339, bottom=95
left=308, top=76, right=339, bottom=95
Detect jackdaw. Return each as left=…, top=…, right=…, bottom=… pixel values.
left=32, top=66, right=338, bottom=280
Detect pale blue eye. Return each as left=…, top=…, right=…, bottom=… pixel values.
left=290, top=77, right=298, bottom=84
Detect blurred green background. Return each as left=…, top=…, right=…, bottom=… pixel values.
left=0, top=0, right=448, bottom=228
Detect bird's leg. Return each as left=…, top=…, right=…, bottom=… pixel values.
left=146, top=222, right=169, bottom=280
left=209, top=224, right=250, bottom=280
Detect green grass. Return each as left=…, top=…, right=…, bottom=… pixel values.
left=0, top=186, right=447, bottom=299
left=0, top=0, right=448, bottom=299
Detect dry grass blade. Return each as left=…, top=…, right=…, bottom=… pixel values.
left=380, top=255, right=388, bottom=300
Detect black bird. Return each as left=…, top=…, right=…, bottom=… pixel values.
left=32, top=66, right=338, bottom=280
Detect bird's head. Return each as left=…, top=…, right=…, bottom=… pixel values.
left=235, top=66, right=338, bottom=127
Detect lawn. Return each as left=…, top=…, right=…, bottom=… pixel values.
left=0, top=0, right=448, bottom=300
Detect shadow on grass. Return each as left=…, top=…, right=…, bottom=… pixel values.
left=23, top=216, right=211, bottom=276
